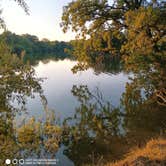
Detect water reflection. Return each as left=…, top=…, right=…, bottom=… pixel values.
left=0, top=45, right=61, bottom=164
left=28, top=54, right=123, bottom=76
left=72, top=56, right=123, bottom=75
left=0, top=112, right=62, bottom=164
left=61, top=52, right=166, bottom=164
left=62, top=84, right=166, bottom=165
left=62, top=85, right=121, bottom=165
left=0, top=54, right=165, bottom=165
left=26, top=59, right=128, bottom=122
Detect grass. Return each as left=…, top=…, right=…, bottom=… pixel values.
left=107, top=137, right=166, bottom=166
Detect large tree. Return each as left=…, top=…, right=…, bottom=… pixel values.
left=61, top=0, right=149, bottom=37
left=61, top=0, right=165, bottom=58
left=61, top=0, right=166, bottom=106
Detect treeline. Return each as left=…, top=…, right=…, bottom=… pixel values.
left=61, top=0, right=166, bottom=106
left=61, top=0, right=166, bottom=72
left=0, top=31, right=72, bottom=61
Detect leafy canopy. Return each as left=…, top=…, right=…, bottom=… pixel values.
left=61, top=0, right=166, bottom=106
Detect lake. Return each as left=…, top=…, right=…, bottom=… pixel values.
left=14, top=59, right=129, bottom=165
left=9, top=58, right=165, bottom=166
left=21, top=59, right=129, bottom=121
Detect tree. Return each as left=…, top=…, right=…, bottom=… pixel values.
left=121, top=5, right=166, bottom=106
left=61, top=0, right=166, bottom=105
left=0, top=31, right=72, bottom=62
left=0, top=42, right=42, bottom=113
left=61, top=0, right=149, bottom=37
left=61, top=0, right=165, bottom=62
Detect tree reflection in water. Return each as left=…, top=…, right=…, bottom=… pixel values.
left=0, top=42, right=165, bottom=165
left=62, top=85, right=122, bottom=165
left=0, top=43, right=61, bottom=164
left=62, top=82, right=166, bottom=165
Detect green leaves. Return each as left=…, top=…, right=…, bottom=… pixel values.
left=0, top=31, right=72, bottom=63
left=62, top=0, right=165, bottom=78
left=0, top=42, right=42, bottom=115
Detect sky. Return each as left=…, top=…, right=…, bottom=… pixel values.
left=0, top=0, right=76, bottom=41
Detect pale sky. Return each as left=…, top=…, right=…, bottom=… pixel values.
left=0, top=0, right=76, bottom=41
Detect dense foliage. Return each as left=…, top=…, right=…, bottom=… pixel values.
left=0, top=38, right=61, bottom=165
left=61, top=0, right=166, bottom=106
left=0, top=31, right=72, bottom=62
left=61, top=0, right=165, bottom=66
left=60, top=2, right=166, bottom=163
left=0, top=2, right=62, bottom=163
left=0, top=0, right=165, bottom=165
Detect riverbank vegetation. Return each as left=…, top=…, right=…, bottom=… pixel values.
left=0, top=42, right=63, bottom=165
left=60, top=0, right=166, bottom=165
left=0, top=31, right=72, bottom=62
left=0, top=0, right=165, bottom=165
left=109, top=138, right=166, bottom=166
left=61, top=0, right=166, bottom=105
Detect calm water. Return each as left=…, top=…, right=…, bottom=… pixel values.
left=16, top=59, right=129, bottom=165
left=4, top=58, right=165, bottom=165
left=23, top=59, right=129, bottom=121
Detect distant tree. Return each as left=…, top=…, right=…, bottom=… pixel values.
left=0, top=31, right=72, bottom=60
